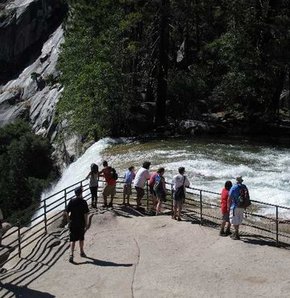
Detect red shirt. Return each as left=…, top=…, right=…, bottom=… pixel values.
left=221, top=188, right=229, bottom=214
left=101, top=167, right=116, bottom=186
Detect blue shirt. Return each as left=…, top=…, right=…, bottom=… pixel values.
left=124, top=170, right=135, bottom=184
left=229, top=183, right=248, bottom=209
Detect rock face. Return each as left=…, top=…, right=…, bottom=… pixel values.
left=0, top=1, right=80, bottom=168
left=0, top=25, right=64, bottom=135
left=0, top=0, right=67, bottom=83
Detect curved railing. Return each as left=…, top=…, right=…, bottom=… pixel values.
left=1, top=178, right=290, bottom=267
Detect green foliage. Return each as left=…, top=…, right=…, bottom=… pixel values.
left=0, top=121, right=57, bottom=224
left=58, top=0, right=134, bottom=139
left=58, top=0, right=290, bottom=135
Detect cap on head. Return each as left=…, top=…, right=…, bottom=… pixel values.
left=236, top=176, right=243, bottom=183
left=75, top=186, right=83, bottom=196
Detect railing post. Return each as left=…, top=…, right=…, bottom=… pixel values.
left=43, top=199, right=47, bottom=234
left=171, top=187, right=174, bottom=215
left=199, top=190, right=203, bottom=225
left=17, top=220, right=21, bottom=258
left=146, top=182, right=149, bottom=211
left=64, top=188, right=67, bottom=209
left=276, top=206, right=279, bottom=247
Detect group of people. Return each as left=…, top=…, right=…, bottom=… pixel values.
left=64, top=160, right=191, bottom=262
left=64, top=160, right=250, bottom=262
left=85, top=160, right=191, bottom=218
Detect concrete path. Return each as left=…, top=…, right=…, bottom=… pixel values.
left=1, top=206, right=290, bottom=297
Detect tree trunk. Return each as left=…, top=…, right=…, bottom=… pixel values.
left=155, top=0, right=169, bottom=127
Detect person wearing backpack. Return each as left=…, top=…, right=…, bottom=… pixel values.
left=99, top=161, right=118, bottom=208
left=154, top=167, right=166, bottom=216
left=86, top=163, right=99, bottom=208
left=148, top=171, right=158, bottom=211
left=172, top=167, right=190, bottom=221
left=228, top=176, right=250, bottom=240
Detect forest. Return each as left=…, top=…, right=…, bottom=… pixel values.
left=0, top=121, right=57, bottom=223
left=57, top=0, right=290, bottom=139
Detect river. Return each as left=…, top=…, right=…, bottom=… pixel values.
left=42, top=136, right=290, bottom=212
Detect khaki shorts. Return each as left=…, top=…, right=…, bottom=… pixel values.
left=103, top=184, right=116, bottom=197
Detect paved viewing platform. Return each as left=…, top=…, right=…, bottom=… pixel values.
left=1, top=205, right=290, bottom=297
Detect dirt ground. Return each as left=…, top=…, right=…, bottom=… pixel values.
left=1, top=206, right=290, bottom=298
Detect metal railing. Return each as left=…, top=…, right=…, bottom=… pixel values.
left=1, top=178, right=290, bottom=267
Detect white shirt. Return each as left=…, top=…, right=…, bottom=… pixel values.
left=133, top=167, right=150, bottom=189
left=172, top=174, right=190, bottom=190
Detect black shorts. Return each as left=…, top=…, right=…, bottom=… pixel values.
left=69, top=227, right=85, bottom=242
left=135, top=187, right=145, bottom=199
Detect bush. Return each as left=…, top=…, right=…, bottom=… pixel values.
left=0, top=120, right=57, bottom=224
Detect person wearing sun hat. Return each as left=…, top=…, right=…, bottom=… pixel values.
left=228, top=176, right=250, bottom=240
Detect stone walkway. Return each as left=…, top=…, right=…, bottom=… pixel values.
left=1, top=206, right=290, bottom=297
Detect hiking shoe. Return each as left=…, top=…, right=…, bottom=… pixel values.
left=80, top=252, right=87, bottom=258
left=177, top=217, right=181, bottom=221
left=219, top=230, right=226, bottom=236
left=230, top=233, right=240, bottom=240
left=108, top=202, right=113, bottom=208
left=69, top=255, right=74, bottom=263
left=102, top=204, right=108, bottom=208
left=225, top=230, right=232, bottom=236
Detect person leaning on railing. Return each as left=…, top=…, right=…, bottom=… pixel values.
left=172, top=167, right=190, bottom=221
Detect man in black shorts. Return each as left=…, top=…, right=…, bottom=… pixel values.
left=64, top=186, right=89, bottom=262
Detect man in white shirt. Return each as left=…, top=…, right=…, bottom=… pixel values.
left=172, top=167, right=190, bottom=221
left=133, top=161, right=151, bottom=208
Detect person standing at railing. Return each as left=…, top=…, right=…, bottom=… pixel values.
left=148, top=170, right=158, bottom=211
left=219, top=180, right=232, bottom=236
left=154, top=167, right=167, bottom=216
left=99, top=160, right=118, bottom=208
left=228, top=176, right=250, bottom=240
left=64, top=186, right=89, bottom=263
left=133, top=161, right=151, bottom=208
left=122, top=166, right=135, bottom=205
left=86, top=163, right=99, bottom=208
left=172, top=167, right=190, bottom=221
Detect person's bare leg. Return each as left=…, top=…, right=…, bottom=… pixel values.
left=70, top=242, right=75, bottom=256
left=103, top=194, right=107, bottom=207
left=79, top=240, right=84, bottom=254
left=172, top=204, right=177, bottom=219
left=177, top=202, right=182, bottom=220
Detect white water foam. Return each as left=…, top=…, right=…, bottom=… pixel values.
left=39, top=138, right=290, bottom=217
left=35, top=138, right=116, bottom=219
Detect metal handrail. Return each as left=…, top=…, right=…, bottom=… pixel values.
left=1, top=177, right=290, bottom=267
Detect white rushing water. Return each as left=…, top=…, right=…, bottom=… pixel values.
left=42, top=137, right=290, bottom=214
